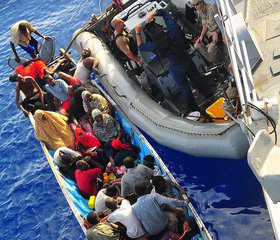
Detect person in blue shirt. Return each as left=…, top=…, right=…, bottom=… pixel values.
left=135, top=9, right=212, bottom=117
left=44, top=74, right=69, bottom=103
left=132, top=181, right=188, bottom=236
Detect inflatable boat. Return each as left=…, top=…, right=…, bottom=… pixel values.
left=73, top=0, right=251, bottom=159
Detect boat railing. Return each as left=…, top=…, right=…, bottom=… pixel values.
left=217, top=0, right=262, bottom=140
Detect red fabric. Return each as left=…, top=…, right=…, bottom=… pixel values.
left=15, top=60, right=46, bottom=80
left=68, top=76, right=81, bottom=86
left=32, top=60, right=46, bottom=79
left=111, top=139, right=131, bottom=150
left=75, top=168, right=102, bottom=198
left=74, top=128, right=100, bottom=150
left=113, top=0, right=124, bottom=9
left=60, top=97, right=71, bottom=111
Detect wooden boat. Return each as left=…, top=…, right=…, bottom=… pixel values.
left=26, top=75, right=212, bottom=239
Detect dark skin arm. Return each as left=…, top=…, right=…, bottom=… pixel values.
left=44, top=59, right=67, bottom=75
left=15, top=84, right=29, bottom=117
left=85, top=155, right=105, bottom=171
left=10, top=41, right=20, bottom=62
left=33, top=29, right=52, bottom=40
left=28, top=77, right=44, bottom=105
left=83, top=57, right=100, bottom=74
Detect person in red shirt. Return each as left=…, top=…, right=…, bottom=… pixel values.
left=75, top=160, right=102, bottom=199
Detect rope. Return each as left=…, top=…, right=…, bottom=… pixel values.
left=64, top=4, right=114, bottom=55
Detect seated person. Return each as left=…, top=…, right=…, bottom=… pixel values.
left=9, top=73, right=54, bottom=117
left=111, top=18, right=151, bottom=92
left=44, top=74, right=72, bottom=115
left=74, top=127, right=101, bottom=154
left=34, top=110, right=75, bottom=151
left=75, top=159, right=102, bottom=199
left=54, top=146, right=82, bottom=167
left=103, top=197, right=146, bottom=239
left=162, top=216, right=200, bottom=240
left=54, top=146, right=82, bottom=180
left=152, top=175, right=186, bottom=199
left=58, top=153, right=82, bottom=181
left=91, top=109, right=121, bottom=144
left=68, top=87, right=92, bottom=132
left=95, top=185, right=119, bottom=214
left=192, top=0, right=222, bottom=65
left=74, top=128, right=108, bottom=169
left=82, top=90, right=111, bottom=116
left=121, top=157, right=153, bottom=197
left=61, top=48, right=100, bottom=93
left=110, top=139, right=140, bottom=167
left=132, top=181, right=188, bottom=236
left=143, top=154, right=161, bottom=176
left=84, top=212, right=120, bottom=240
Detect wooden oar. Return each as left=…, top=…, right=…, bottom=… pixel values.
left=59, top=48, right=77, bottom=65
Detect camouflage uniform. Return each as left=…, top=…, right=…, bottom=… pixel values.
left=194, top=3, right=221, bottom=64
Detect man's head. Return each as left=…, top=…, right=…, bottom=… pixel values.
left=18, top=23, right=28, bottom=34
left=86, top=212, right=99, bottom=225
left=191, top=0, right=204, bottom=11
left=43, top=74, right=55, bottom=86
left=111, top=17, right=125, bottom=32
left=134, top=181, right=148, bottom=197
left=152, top=175, right=167, bottom=193
left=105, top=197, right=118, bottom=211
left=9, top=73, right=23, bottom=83
left=59, top=150, right=73, bottom=165
left=76, top=159, right=90, bottom=171
left=123, top=156, right=135, bottom=169
left=143, top=155, right=155, bottom=170
left=105, top=185, right=118, bottom=197
left=91, top=109, right=103, bottom=122
left=81, top=48, right=91, bottom=59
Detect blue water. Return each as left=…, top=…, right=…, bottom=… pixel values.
left=0, top=1, right=274, bottom=239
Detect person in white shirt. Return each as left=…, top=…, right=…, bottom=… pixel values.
left=104, top=197, right=146, bottom=239
left=95, top=185, right=119, bottom=214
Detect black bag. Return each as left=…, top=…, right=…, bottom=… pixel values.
left=143, top=21, right=174, bottom=59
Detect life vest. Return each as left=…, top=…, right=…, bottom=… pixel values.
left=111, top=31, right=138, bottom=62
left=143, top=21, right=174, bottom=59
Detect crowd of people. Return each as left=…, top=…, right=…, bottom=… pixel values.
left=7, top=2, right=223, bottom=238
left=8, top=51, right=200, bottom=239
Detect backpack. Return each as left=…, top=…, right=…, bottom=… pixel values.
left=143, top=21, right=174, bottom=59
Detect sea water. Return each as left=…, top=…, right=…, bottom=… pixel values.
left=0, top=0, right=273, bottom=239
